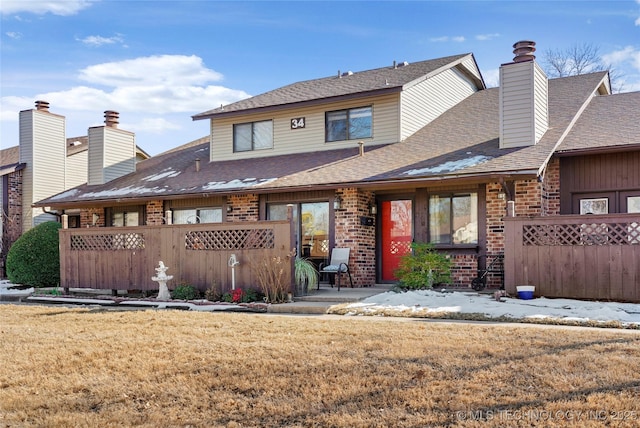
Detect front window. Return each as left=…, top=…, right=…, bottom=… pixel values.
left=326, top=106, right=372, bottom=142
left=109, top=206, right=144, bottom=227
left=233, top=120, right=273, bottom=152
left=173, top=208, right=222, bottom=224
left=429, top=193, right=478, bottom=245
left=268, top=202, right=330, bottom=260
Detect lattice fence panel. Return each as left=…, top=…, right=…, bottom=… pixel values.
left=70, top=233, right=145, bottom=251
left=523, top=222, right=640, bottom=246
left=390, top=240, right=413, bottom=255
left=185, top=229, right=275, bottom=250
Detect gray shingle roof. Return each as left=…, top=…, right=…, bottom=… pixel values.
left=557, top=91, right=640, bottom=153
left=38, top=70, right=631, bottom=208
left=192, top=54, right=474, bottom=120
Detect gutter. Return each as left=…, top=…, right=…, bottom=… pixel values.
left=33, top=169, right=539, bottom=209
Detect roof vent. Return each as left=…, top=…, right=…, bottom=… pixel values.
left=341, top=71, right=353, bottom=77
left=104, top=110, right=119, bottom=128
left=397, top=61, right=409, bottom=67
left=512, top=40, right=536, bottom=63
left=35, top=100, right=50, bottom=111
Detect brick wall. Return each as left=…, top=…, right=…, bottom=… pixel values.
left=514, top=179, right=543, bottom=216
left=542, top=157, right=560, bottom=215
left=80, top=208, right=105, bottom=228
left=334, top=188, right=376, bottom=287
left=227, top=194, right=259, bottom=222
left=145, top=200, right=164, bottom=225
left=6, top=170, right=23, bottom=245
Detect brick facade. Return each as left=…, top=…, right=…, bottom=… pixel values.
left=80, top=208, right=106, bottom=228
left=334, top=188, right=376, bottom=287
left=227, top=194, right=259, bottom=222
left=6, top=170, right=23, bottom=246
left=542, top=157, right=561, bottom=215
left=145, top=200, right=164, bottom=225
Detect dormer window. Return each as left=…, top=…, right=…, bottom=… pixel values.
left=233, top=120, right=273, bottom=152
left=326, top=106, right=372, bottom=142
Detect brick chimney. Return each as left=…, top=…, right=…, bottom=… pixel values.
left=18, top=101, right=66, bottom=232
left=499, top=40, right=549, bottom=149
left=87, top=110, right=136, bottom=185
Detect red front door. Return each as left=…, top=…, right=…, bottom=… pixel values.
left=380, top=200, right=413, bottom=281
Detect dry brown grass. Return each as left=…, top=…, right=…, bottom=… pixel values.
left=1, top=305, right=639, bottom=428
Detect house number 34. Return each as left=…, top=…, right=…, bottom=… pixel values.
left=291, top=117, right=305, bottom=129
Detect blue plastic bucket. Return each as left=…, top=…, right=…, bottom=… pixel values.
left=516, top=285, right=535, bottom=300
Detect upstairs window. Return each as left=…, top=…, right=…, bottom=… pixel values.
left=326, top=106, right=372, bottom=142
left=233, top=120, right=273, bottom=152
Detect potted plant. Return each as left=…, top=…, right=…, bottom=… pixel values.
left=295, top=257, right=318, bottom=295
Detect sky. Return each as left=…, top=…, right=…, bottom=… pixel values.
left=1, top=1, right=639, bottom=157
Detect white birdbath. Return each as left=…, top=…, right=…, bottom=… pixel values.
left=152, top=261, right=173, bottom=300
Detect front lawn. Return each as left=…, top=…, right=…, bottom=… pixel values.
left=1, top=305, right=639, bottom=427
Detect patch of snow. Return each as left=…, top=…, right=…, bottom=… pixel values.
left=79, top=185, right=168, bottom=198
left=50, top=188, right=80, bottom=200
left=202, top=177, right=277, bottom=190
left=346, top=289, right=640, bottom=326
left=143, top=169, right=181, bottom=181
left=404, top=155, right=491, bottom=176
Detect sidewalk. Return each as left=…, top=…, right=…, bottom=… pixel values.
left=268, top=284, right=393, bottom=314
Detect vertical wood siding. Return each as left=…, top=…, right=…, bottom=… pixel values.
left=210, top=94, right=400, bottom=162
left=504, top=214, right=640, bottom=302
left=59, top=221, right=294, bottom=294
left=401, top=67, right=477, bottom=140
left=559, top=152, right=640, bottom=214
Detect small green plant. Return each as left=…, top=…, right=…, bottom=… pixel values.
left=394, top=242, right=451, bottom=290
left=221, top=287, right=263, bottom=303
left=171, top=282, right=200, bottom=300
left=295, top=257, right=318, bottom=294
left=6, top=221, right=61, bottom=287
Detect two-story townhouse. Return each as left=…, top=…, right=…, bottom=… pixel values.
left=32, top=41, right=640, bottom=297
left=0, top=103, right=149, bottom=277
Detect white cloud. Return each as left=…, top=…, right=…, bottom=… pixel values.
left=476, top=33, right=500, bottom=41
left=602, top=46, right=640, bottom=72
left=430, top=36, right=465, bottom=43
left=130, top=117, right=182, bottom=134
left=79, top=55, right=224, bottom=87
left=0, top=0, right=95, bottom=16
left=77, top=34, right=124, bottom=47
left=5, top=31, right=22, bottom=39
left=482, top=68, right=500, bottom=88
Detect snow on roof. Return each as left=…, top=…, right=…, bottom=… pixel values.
left=202, top=178, right=277, bottom=190
left=79, top=185, right=169, bottom=199
left=404, top=155, right=491, bottom=176
left=143, top=168, right=181, bottom=182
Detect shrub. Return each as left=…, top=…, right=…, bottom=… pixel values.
left=394, top=242, right=451, bottom=290
left=171, top=282, right=200, bottom=300
left=250, top=250, right=294, bottom=303
left=6, top=221, right=61, bottom=287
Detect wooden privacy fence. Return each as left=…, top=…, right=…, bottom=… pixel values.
left=59, top=220, right=294, bottom=294
left=504, top=214, right=640, bottom=302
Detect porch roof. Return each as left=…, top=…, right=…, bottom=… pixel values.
left=37, top=71, right=614, bottom=208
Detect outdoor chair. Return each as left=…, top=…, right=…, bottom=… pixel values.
left=318, top=247, right=353, bottom=291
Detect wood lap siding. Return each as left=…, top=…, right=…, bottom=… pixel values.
left=59, top=221, right=293, bottom=293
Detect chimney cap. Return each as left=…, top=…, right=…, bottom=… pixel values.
left=512, top=40, right=536, bottom=63
left=35, top=100, right=50, bottom=111
left=104, top=110, right=120, bottom=128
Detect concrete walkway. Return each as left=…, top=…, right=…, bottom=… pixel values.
left=268, top=284, right=393, bottom=314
